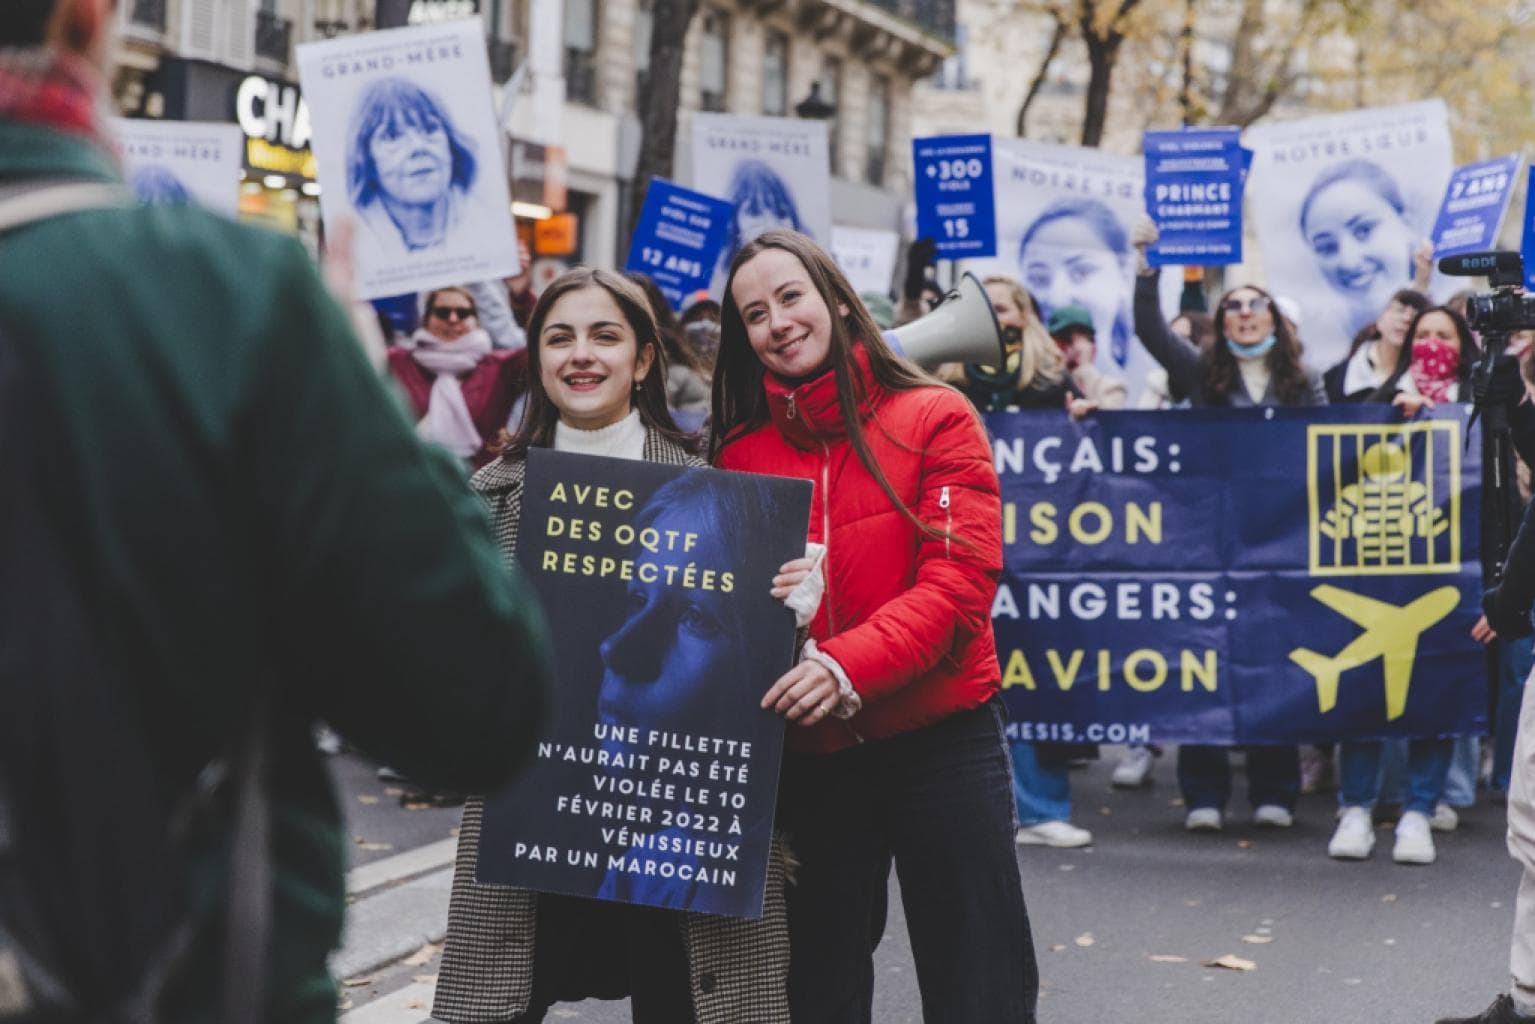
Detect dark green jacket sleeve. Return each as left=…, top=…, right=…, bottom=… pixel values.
left=240, top=244, right=549, bottom=792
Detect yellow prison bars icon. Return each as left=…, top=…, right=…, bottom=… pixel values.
left=1306, top=421, right=1461, bottom=577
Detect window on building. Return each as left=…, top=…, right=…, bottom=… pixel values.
left=563, top=0, right=598, bottom=104
left=634, top=0, right=653, bottom=95
left=937, top=25, right=967, bottom=89
left=699, top=11, right=728, bottom=113
left=821, top=57, right=842, bottom=176
left=762, top=30, right=788, bottom=116
left=865, top=74, right=889, bottom=186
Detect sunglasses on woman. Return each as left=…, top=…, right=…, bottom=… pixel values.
left=1221, top=296, right=1270, bottom=315
left=431, top=305, right=477, bottom=321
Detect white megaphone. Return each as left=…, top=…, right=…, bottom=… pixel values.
left=882, top=272, right=1006, bottom=370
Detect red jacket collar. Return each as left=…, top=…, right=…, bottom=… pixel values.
left=763, top=344, right=879, bottom=449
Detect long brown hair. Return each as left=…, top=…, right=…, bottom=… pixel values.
left=708, top=229, right=961, bottom=542
left=502, top=267, right=696, bottom=459
left=1206, top=284, right=1312, bottom=406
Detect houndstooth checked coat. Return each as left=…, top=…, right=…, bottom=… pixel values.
left=431, top=429, right=793, bottom=1024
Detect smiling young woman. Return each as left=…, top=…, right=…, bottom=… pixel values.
left=433, top=266, right=809, bottom=1024
left=710, top=229, right=1040, bottom=1023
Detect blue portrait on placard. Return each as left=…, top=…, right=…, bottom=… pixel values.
left=593, top=469, right=792, bottom=910
left=1017, top=196, right=1135, bottom=369
left=346, top=76, right=479, bottom=255
left=1298, top=159, right=1418, bottom=338
left=715, top=160, right=805, bottom=285
left=130, top=165, right=191, bottom=207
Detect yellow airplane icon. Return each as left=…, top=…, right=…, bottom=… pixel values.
left=1288, top=584, right=1461, bottom=721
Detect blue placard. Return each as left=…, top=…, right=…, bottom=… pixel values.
left=1143, top=127, right=1245, bottom=266
left=912, top=134, right=997, bottom=258
left=1521, top=167, right=1535, bottom=292
left=625, top=177, right=736, bottom=310
left=1431, top=155, right=1520, bottom=257
left=990, top=406, right=1486, bottom=746
left=478, top=450, right=811, bottom=918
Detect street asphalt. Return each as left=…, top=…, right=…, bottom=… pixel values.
left=334, top=748, right=1520, bottom=1023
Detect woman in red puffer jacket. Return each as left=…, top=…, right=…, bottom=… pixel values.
left=709, top=229, right=1038, bottom=1023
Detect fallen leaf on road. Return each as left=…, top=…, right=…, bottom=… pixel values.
left=337, top=996, right=352, bottom=1011
left=1058, top=864, right=1076, bottom=872
left=1381, top=894, right=1398, bottom=903
left=1236, top=840, right=1252, bottom=849
left=1241, top=935, right=1272, bottom=945
left=341, top=976, right=372, bottom=988
left=413, top=974, right=439, bottom=985
left=1149, top=955, right=1188, bottom=963
left=1169, top=798, right=1185, bottom=807
left=383, top=786, right=404, bottom=797
left=1099, top=806, right=1112, bottom=816
left=1202, top=955, right=1256, bottom=972
left=402, top=942, right=441, bottom=967
left=1184, top=899, right=1202, bottom=907
left=357, top=795, right=380, bottom=805
left=1051, top=944, right=1067, bottom=953
left=355, top=841, right=392, bottom=852
left=404, top=998, right=426, bottom=1010
left=1074, top=933, right=1095, bottom=948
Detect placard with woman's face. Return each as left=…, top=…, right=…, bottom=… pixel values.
left=297, top=20, right=519, bottom=299
left=966, top=139, right=1181, bottom=404
left=690, top=112, right=831, bottom=295
left=1246, top=100, right=1453, bottom=368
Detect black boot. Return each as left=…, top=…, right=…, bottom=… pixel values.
left=1437, top=995, right=1535, bottom=1024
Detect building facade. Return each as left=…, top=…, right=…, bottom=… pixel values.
left=109, top=0, right=951, bottom=280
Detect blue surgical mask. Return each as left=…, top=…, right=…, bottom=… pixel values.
left=1227, top=333, right=1277, bottom=361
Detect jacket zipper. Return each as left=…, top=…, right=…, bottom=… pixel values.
left=785, top=392, right=797, bottom=420
left=819, top=440, right=862, bottom=743
left=939, top=485, right=952, bottom=558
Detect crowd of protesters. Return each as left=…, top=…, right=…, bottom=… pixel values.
left=5, top=3, right=1528, bottom=1017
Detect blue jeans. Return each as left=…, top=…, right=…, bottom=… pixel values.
left=778, top=698, right=1037, bottom=1023
left=1010, top=742, right=1071, bottom=827
left=1496, top=640, right=1535, bottom=792
left=1443, top=735, right=1481, bottom=806
left=1176, top=745, right=1299, bottom=812
left=1338, top=739, right=1452, bottom=816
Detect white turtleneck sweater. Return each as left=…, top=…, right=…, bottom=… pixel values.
left=552, top=408, right=646, bottom=460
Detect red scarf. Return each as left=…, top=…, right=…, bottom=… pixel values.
left=1409, top=338, right=1459, bottom=404
left=0, top=47, right=104, bottom=141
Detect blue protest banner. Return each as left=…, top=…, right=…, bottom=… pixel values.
left=1143, top=127, right=1244, bottom=266
left=988, top=406, right=1486, bottom=746
left=625, top=177, right=735, bottom=309
left=1522, top=166, right=1535, bottom=292
left=1431, top=155, right=1520, bottom=257
left=478, top=450, right=811, bottom=918
left=912, top=133, right=997, bottom=258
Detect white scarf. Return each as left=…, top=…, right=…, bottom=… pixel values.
left=410, top=327, right=493, bottom=458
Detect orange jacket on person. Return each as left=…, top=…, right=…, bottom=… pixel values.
left=716, top=346, right=1004, bottom=754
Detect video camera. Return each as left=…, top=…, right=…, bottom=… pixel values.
left=1438, top=250, right=1535, bottom=338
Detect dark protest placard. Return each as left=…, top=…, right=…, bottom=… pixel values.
left=1143, top=126, right=1246, bottom=266
left=478, top=450, right=812, bottom=918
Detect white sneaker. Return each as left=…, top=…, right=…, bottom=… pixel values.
left=1430, top=802, right=1459, bottom=832
left=1393, top=810, right=1436, bottom=864
left=1015, top=821, right=1094, bottom=848
left=1185, top=807, right=1223, bottom=831
left=1112, top=746, right=1156, bottom=788
left=1253, top=804, right=1294, bottom=828
left=1327, top=806, right=1375, bottom=860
